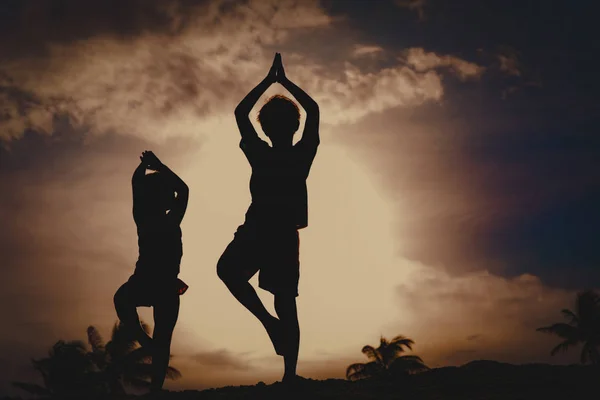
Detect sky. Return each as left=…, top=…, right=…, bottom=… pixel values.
left=0, top=0, right=598, bottom=395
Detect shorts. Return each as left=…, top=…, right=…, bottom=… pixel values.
left=218, top=224, right=300, bottom=297
left=122, top=274, right=189, bottom=307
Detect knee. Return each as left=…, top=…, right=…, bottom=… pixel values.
left=113, top=284, right=130, bottom=311
left=216, top=256, right=234, bottom=284
left=275, top=295, right=297, bottom=317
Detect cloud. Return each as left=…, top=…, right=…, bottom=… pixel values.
left=0, top=0, right=487, bottom=142
left=352, top=45, right=384, bottom=58
left=497, top=53, right=521, bottom=77
left=298, top=60, right=444, bottom=125
left=389, top=260, right=578, bottom=366
left=395, top=0, right=427, bottom=21
left=404, top=48, right=485, bottom=81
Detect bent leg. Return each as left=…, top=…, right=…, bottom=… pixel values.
left=114, top=281, right=153, bottom=348
left=217, top=235, right=278, bottom=327
left=275, top=294, right=300, bottom=380
left=151, top=293, right=180, bottom=392
left=217, top=236, right=283, bottom=355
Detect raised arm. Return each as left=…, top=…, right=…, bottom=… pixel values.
left=132, top=159, right=146, bottom=224
left=234, top=55, right=278, bottom=142
left=142, top=151, right=189, bottom=225
left=276, top=54, right=320, bottom=146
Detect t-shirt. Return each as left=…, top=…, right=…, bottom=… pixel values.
left=134, top=219, right=183, bottom=279
left=241, top=136, right=318, bottom=229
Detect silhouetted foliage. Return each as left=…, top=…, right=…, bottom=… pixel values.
left=537, top=289, right=600, bottom=364
left=346, top=335, right=429, bottom=381
left=12, top=340, right=99, bottom=398
left=12, top=320, right=181, bottom=397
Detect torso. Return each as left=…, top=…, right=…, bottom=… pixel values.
left=135, top=218, right=182, bottom=279
left=244, top=144, right=311, bottom=229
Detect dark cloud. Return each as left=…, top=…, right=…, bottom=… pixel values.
left=0, top=0, right=213, bottom=59
left=341, top=66, right=600, bottom=290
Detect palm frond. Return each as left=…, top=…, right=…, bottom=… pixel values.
left=123, top=346, right=152, bottom=364
left=536, top=323, right=580, bottom=340
left=122, top=376, right=151, bottom=389
left=580, top=341, right=600, bottom=365
left=390, top=355, right=430, bottom=373
left=166, top=366, right=182, bottom=380
left=346, top=363, right=367, bottom=381
left=561, top=309, right=579, bottom=324
left=12, top=381, right=51, bottom=396
left=390, top=335, right=415, bottom=351
left=123, top=363, right=153, bottom=380
left=361, top=345, right=381, bottom=362
left=87, top=326, right=105, bottom=352
left=346, top=361, right=381, bottom=381
left=550, top=339, right=580, bottom=356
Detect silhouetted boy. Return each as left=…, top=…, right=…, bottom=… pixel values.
left=114, top=151, right=189, bottom=392
left=217, top=53, right=320, bottom=383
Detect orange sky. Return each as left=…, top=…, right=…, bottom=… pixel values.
left=0, top=0, right=589, bottom=395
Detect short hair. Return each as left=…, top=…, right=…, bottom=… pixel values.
left=257, top=95, right=300, bottom=136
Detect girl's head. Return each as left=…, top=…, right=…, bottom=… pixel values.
left=138, top=172, right=175, bottom=216
left=257, top=95, right=300, bottom=145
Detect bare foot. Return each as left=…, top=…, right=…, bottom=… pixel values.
left=281, top=374, right=308, bottom=386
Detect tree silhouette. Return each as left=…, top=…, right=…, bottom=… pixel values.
left=12, top=340, right=99, bottom=398
left=87, top=321, right=181, bottom=394
left=13, top=320, right=181, bottom=396
left=537, top=289, right=600, bottom=365
left=346, top=335, right=429, bottom=381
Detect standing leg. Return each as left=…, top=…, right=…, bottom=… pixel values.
left=274, top=294, right=300, bottom=381
left=114, top=282, right=153, bottom=348
left=150, top=292, right=180, bottom=392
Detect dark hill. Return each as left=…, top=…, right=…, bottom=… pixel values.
left=7, top=361, right=599, bottom=400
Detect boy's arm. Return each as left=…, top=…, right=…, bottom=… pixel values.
left=132, top=160, right=146, bottom=224
left=235, top=55, right=278, bottom=143
left=276, top=55, right=320, bottom=146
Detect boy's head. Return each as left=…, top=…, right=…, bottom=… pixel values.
left=139, top=172, right=175, bottom=215
left=257, top=95, right=300, bottom=144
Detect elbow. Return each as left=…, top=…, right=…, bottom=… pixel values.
left=181, top=182, right=189, bottom=193
left=179, top=183, right=189, bottom=198
left=307, top=102, right=320, bottom=116
left=234, top=106, right=247, bottom=118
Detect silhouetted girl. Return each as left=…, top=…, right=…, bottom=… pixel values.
left=114, top=151, right=189, bottom=392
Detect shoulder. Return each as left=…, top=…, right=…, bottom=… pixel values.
left=240, top=136, right=269, bottom=148
left=240, top=137, right=270, bottom=159
left=294, top=137, right=319, bottom=154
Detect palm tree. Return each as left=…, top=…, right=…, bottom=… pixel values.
left=87, top=321, right=182, bottom=394
left=346, top=335, right=429, bottom=381
left=13, top=320, right=181, bottom=397
left=12, top=340, right=100, bottom=398
left=537, top=289, right=600, bottom=365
